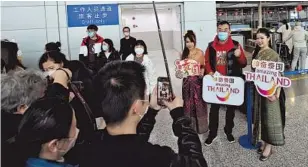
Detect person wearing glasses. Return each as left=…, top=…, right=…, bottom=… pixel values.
left=79, top=24, right=104, bottom=74
left=204, top=21, right=247, bottom=146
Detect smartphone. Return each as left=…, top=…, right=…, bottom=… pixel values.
left=157, top=77, right=172, bottom=106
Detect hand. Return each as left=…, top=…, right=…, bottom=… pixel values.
left=208, top=72, right=214, bottom=76
left=267, top=95, right=277, bottom=102
left=234, top=46, right=241, bottom=57
left=150, top=86, right=162, bottom=110
left=163, top=96, right=183, bottom=111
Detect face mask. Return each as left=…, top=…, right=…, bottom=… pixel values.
left=217, top=32, right=229, bottom=41
left=124, top=32, right=130, bottom=36
left=44, top=70, right=56, bottom=77
left=102, top=45, right=109, bottom=51
left=58, top=128, right=79, bottom=155
left=88, top=32, right=95, bottom=38
left=139, top=105, right=149, bottom=120
left=135, top=48, right=144, bottom=55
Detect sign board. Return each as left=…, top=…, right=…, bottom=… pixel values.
left=175, top=59, right=201, bottom=79
left=67, top=4, right=119, bottom=27
left=202, top=72, right=245, bottom=106
left=244, top=60, right=291, bottom=97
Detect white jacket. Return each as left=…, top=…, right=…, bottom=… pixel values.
left=285, top=26, right=308, bottom=48
left=126, top=54, right=157, bottom=95
left=277, top=23, right=293, bottom=53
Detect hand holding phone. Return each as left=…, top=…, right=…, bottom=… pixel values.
left=157, top=77, right=172, bottom=106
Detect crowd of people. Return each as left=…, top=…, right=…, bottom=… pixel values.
left=1, top=21, right=287, bottom=166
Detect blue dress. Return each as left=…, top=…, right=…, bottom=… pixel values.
left=26, top=158, right=78, bottom=167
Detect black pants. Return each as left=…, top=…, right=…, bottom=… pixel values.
left=208, top=104, right=235, bottom=137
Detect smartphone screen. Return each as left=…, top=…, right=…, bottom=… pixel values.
left=157, top=77, right=172, bottom=106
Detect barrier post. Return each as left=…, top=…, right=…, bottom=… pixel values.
left=239, top=82, right=259, bottom=149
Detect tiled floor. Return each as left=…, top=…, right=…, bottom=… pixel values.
left=147, top=49, right=308, bottom=167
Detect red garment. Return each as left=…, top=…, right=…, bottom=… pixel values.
left=80, top=34, right=104, bottom=46
left=204, top=36, right=246, bottom=75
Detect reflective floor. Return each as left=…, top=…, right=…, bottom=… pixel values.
left=148, top=50, right=308, bottom=167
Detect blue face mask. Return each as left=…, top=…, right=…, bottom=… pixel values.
left=217, top=32, right=229, bottom=41
left=88, top=32, right=95, bottom=38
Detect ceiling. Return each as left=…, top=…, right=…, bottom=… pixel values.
left=120, top=3, right=181, bottom=10
left=216, top=1, right=308, bottom=8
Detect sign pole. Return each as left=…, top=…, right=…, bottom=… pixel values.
left=239, top=82, right=259, bottom=149
left=152, top=1, right=174, bottom=96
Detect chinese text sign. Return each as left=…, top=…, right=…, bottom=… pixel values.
left=174, top=59, right=201, bottom=79
left=202, top=74, right=245, bottom=106
left=67, top=4, right=119, bottom=27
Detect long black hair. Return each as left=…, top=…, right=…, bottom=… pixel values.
left=1, top=41, right=26, bottom=73
left=282, top=19, right=289, bottom=30
left=252, top=28, right=272, bottom=60
left=15, top=97, right=74, bottom=164
left=181, top=30, right=196, bottom=60
left=103, top=38, right=116, bottom=53
left=132, top=40, right=148, bottom=56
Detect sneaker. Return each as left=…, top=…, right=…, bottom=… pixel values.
left=225, top=133, right=235, bottom=143
left=204, top=136, right=217, bottom=146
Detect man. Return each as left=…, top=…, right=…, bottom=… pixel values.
left=79, top=24, right=104, bottom=74
left=84, top=61, right=207, bottom=167
left=204, top=21, right=247, bottom=146
left=119, top=27, right=136, bottom=60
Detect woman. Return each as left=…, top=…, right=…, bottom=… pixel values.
left=252, top=28, right=286, bottom=161
left=38, top=50, right=98, bottom=143
left=126, top=40, right=157, bottom=97
left=16, top=97, right=78, bottom=167
left=1, top=40, right=26, bottom=74
left=181, top=30, right=208, bottom=134
left=98, top=38, right=120, bottom=70
left=277, top=20, right=293, bottom=59
left=284, top=22, right=308, bottom=71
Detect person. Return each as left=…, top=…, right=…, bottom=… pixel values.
left=39, top=50, right=98, bottom=142
left=181, top=30, right=208, bottom=134
left=79, top=24, right=104, bottom=74
left=119, top=27, right=136, bottom=60
left=82, top=61, right=207, bottom=167
left=252, top=28, right=286, bottom=161
left=204, top=21, right=247, bottom=146
left=284, top=21, right=308, bottom=71
left=1, top=68, right=72, bottom=167
left=15, top=97, right=79, bottom=167
left=45, top=41, right=61, bottom=52
left=277, top=19, right=293, bottom=58
left=126, top=40, right=157, bottom=97
left=1, top=40, right=26, bottom=74
left=98, top=38, right=121, bottom=70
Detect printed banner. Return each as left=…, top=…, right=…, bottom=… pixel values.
left=175, top=59, right=201, bottom=79
left=244, top=60, right=292, bottom=97
left=202, top=73, right=245, bottom=106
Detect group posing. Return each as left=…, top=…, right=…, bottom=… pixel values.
left=1, top=20, right=286, bottom=167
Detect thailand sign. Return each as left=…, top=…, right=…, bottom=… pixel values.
left=244, top=60, right=291, bottom=97
left=202, top=72, right=245, bottom=106
left=175, top=59, right=201, bottom=79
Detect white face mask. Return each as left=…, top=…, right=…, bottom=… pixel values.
left=124, top=32, right=130, bottom=37
left=102, top=45, right=109, bottom=51
left=58, top=128, right=79, bottom=155
left=44, top=70, right=56, bottom=77
left=135, top=48, right=144, bottom=55
left=139, top=105, right=149, bottom=120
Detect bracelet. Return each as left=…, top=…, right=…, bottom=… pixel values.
left=56, top=68, right=71, bottom=82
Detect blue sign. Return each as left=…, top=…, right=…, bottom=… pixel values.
left=67, top=4, right=119, bottom=27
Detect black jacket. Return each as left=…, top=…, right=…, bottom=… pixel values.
left=119, top=37, right=136, bottom=60
left=98, top=50, right=121, bottom=70
left=81, top=107, right=207, bottom=167
left=208, top=40, right=247, bottom=77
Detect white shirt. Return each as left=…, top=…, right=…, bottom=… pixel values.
left=277, top=23, right=293, bottom=53
left=126, top=54, right=157, bottom=95
left=285, top=26, right=308, bottom=48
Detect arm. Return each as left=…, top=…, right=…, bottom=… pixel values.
left=137, top=107, right=159, bottom=141
left=204, top=47, right=213, bottom=75
left=236, top=45, right=247, bottom=68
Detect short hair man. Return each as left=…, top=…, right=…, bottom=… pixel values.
left=119, top=26, right=136, bottom=60
left=79, top=24, right=104, bottom=74
left=84, top=61, right=207, bottom=167
left=204, top=21, right=247, bottom=146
